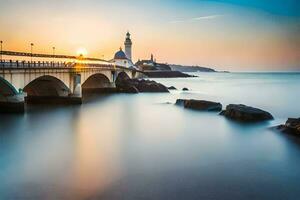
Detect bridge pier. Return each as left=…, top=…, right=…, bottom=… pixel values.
left=68, top=74, right=83, bottom=104
left=0, top=93, right=25, bottom=113
left=82, top=82, right=118, bottom=94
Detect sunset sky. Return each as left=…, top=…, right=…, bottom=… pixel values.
left=0, top=0, right=299, bottom=71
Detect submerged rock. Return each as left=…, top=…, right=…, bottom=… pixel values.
left=168, top=86, right=177, bottom=90
left=220, top=104, right=274, bottom=122
left=276, top=118, right=300, bottom=136
left=115, top=73, right=169, bottom=93
left=175, top=99, right=222, bottom=111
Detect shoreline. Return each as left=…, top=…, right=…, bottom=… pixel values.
left=142, top=70, right=197, bottom=78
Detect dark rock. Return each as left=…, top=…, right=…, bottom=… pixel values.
left=276, top=118, right=300, bottom=136
left=168, top=86, right=177, bottom=90
left=220, top=104, right=273, bottom=122
left=115, top=73, right=169, bottom=93
left=182, top=88, right=189, bottom=91
left=175, top=99, right=222, bottom=112
left=175, top=99, right=186, bottom=106
left=118, top=85, right=139, bottom=93
left=136, top=81, right=169, bottom=93
left=184, top=100, right=222, bottom=111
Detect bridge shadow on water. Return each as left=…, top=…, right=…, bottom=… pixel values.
left=82, top=92, right=118, bottom=104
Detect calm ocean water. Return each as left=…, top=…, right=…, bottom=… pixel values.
left=1, top=72, right=300, bottom=200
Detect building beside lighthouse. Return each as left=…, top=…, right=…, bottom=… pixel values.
left=110, top=32, right=135, bottom=69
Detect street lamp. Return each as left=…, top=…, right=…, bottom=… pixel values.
left=0, top=40, right=3, bottom=62
left=52, top=46, right=55, bottom=65
left=30, top=43, right=34, bottom=63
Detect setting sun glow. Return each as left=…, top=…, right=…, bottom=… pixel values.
left=77, top=48, right=88, bottom=57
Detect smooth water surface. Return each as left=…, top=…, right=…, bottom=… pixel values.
left=1, top=72, right=300, bottom=200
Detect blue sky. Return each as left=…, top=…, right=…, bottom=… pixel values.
left=185, top=0, right=300, bottom=16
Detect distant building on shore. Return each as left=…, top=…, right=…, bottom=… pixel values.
left=135, top=54, right=171, bottom=71
left=109, top=32, right=171, bottom=71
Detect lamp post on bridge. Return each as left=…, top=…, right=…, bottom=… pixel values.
left=0, top=40, right=3, bottom=62
left=30, top=43, right=34, bottom=63
left=52, top=46, right=55, bottom=66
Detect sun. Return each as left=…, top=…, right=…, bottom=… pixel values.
left=76, top=48, right=88, bottom=57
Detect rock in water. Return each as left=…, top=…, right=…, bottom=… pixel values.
left=118, top=85, right=139, bottom=93
left=115, top=73, right=169, bottom=93
left=184, top=100, right=222, bottom=111
left=182, top=88, right=189, bottom=91
left=276, top=118, right=300, bottom=136
left=175, top=99, right=186, bottom=106
left=115, top=73, right=138, bottom=93
left=136, top=81, right=169, bottom=93
left=168, top=86, right=177, bottom=90
left=175, top=99, right=222, bottom=111
left=220, top=104, right=274, bottom=122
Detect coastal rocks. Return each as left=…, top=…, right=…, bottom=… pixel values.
left=182, top=87, right=189, bottom=91
left=276, top=118, right=300, bottom=136
left=136, top=79, right=169, bottom=93
left=185, top=100, right=222, bottom=111
left=176, top=100, right=274, bottom=122
left=176, top=99, right=222, bottom=111
left=168, top=86, right=177, bottom=90
left=118, top=85, right=139, bottom=93
left=220, top=104, right=274, bottom=122
left=175, top=99, right=186, bottom=106
left=115, top=73, right=169, bottom=93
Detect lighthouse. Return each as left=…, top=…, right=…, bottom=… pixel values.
left=124, top=32, right=132, bottom=61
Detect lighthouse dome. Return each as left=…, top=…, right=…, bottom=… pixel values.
left=114, top=48, right=127, bottom=59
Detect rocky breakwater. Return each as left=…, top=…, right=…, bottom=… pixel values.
left=116, top=73, right=169, bottom=93
left=276, top=118, right=300, bottom=137
left=142, top=70, right=197, bottom=78
left=220, top=104, right=274, bottom=122
left=176, top=99, right=222, bottom=111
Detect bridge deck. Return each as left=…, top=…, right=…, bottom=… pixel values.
left=0, top=51, right=140, bottom=72
left=1, top=50, right=107, bottom=62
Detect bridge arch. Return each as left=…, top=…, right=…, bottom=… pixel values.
left=23, top=75, right=71, bottom=97
left=115, top=71, right=131, bottom=82
left=82, top=73, right=111, bottom=89
left=0, top=77, right=19, bottom=101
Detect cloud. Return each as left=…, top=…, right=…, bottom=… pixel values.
left=170, top=14, right=224, bottom=24
left=170, top=20, right=185, bottom=24
left=192, top=15, right=224, bottom=20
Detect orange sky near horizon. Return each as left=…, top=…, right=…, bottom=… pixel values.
left=0, top=0, right=299, bottom=71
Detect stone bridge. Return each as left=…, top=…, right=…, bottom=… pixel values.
left=0, top=60, right=138, bottom=112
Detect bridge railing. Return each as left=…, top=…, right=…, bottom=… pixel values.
left=0, top=60, right=117, bottom=70
left=0, top=60, right=68, bottom=68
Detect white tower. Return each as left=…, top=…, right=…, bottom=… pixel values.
left=124, top=32, right=132, bottom=61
